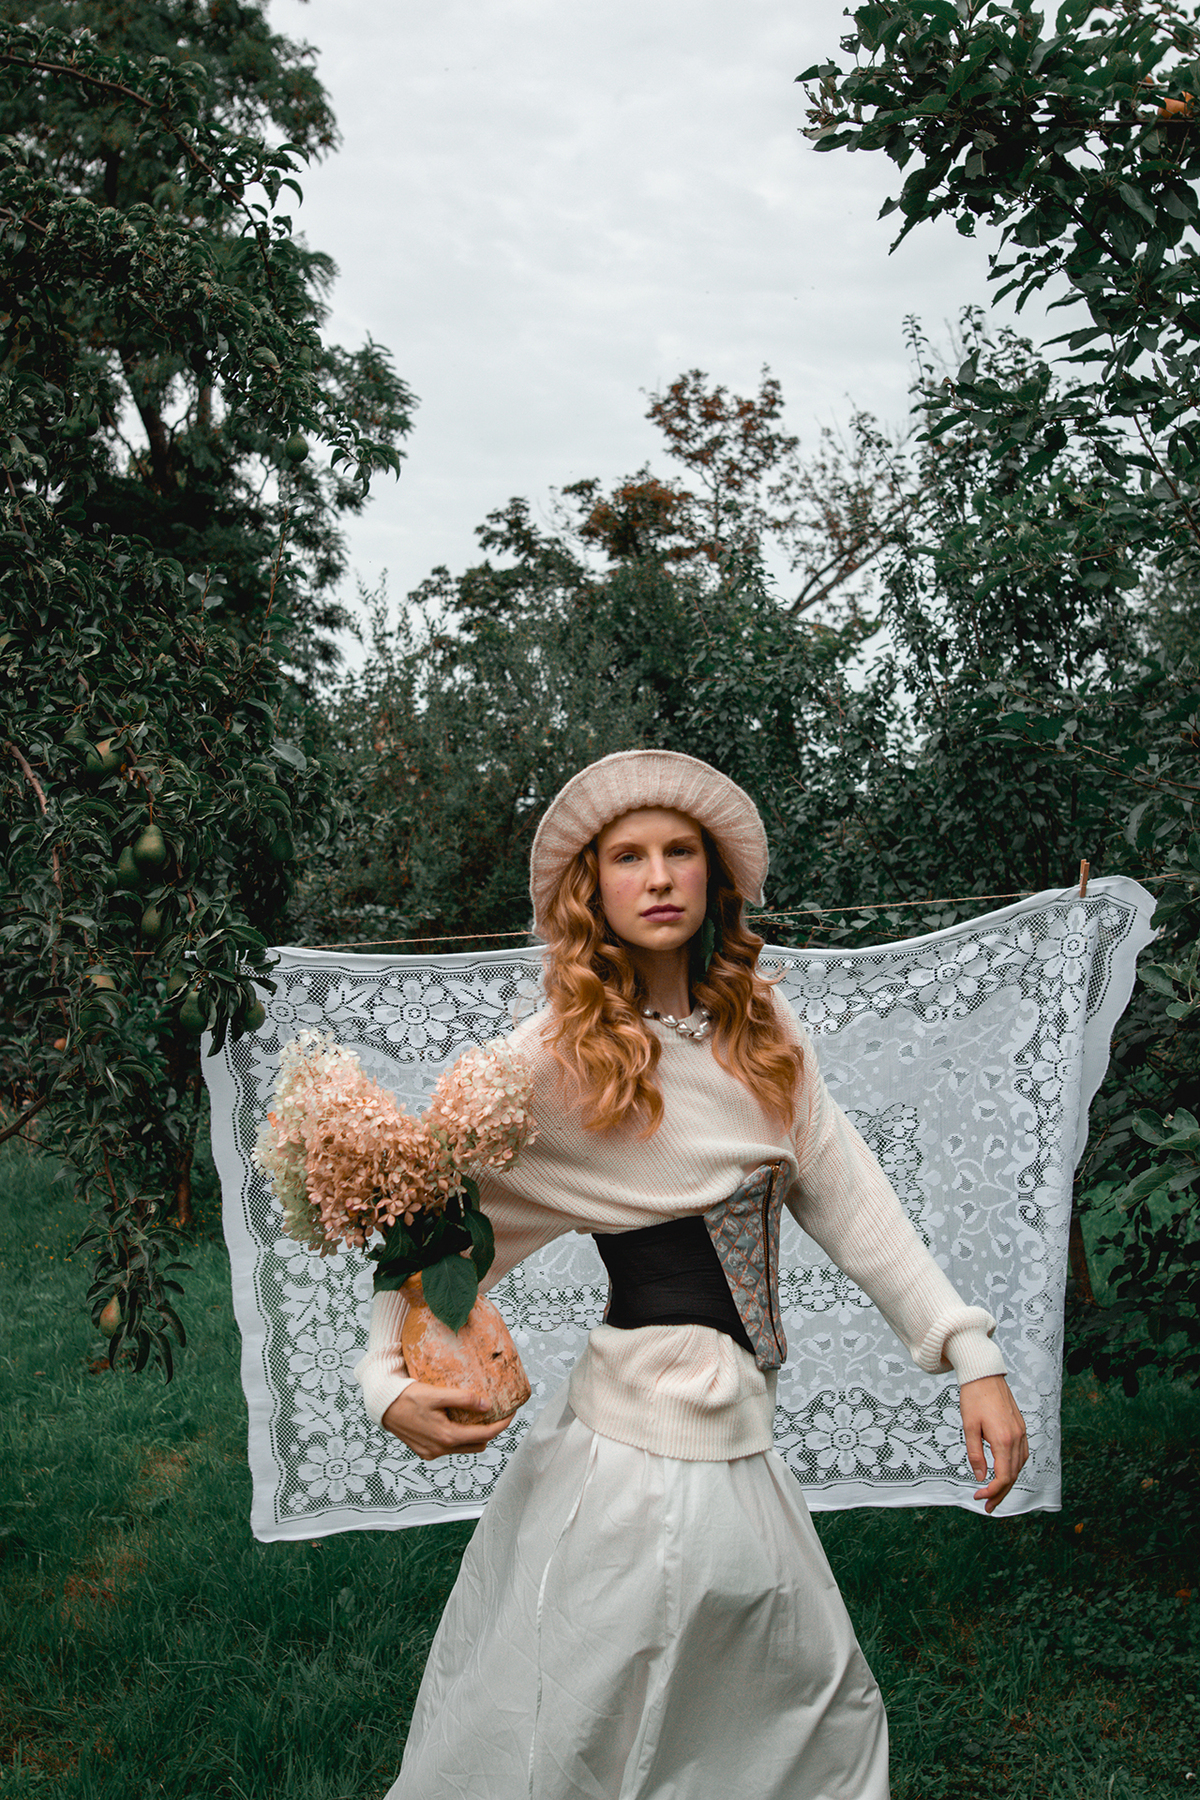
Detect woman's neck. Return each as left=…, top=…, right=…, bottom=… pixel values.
left=627, top=945, right=692, bottom=1018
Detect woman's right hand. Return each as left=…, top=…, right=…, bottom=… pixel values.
left=380, top=1382, right=517, bottom=1461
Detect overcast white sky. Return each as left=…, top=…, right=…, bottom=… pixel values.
left=269, top=0, right=1019, bottom=630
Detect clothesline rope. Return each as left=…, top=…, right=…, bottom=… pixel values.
left=314, top=928, right=535, bottom=949
left=306, top=873, right=1179, bottom=952
left=756, top=891, right=1027, bottom=918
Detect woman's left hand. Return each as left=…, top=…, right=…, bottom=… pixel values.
left=959, top=1374, right=1029, bottom=1513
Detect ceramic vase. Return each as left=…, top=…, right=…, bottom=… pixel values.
left=399, top=1271, right=532, bottom=1423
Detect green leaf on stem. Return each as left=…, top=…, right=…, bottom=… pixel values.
left=460, top=1203, right=496, bottom=1282
left=421, top=1254, right=479, bottom=1332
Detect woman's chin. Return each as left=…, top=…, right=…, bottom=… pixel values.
left=629, top=928, right=697, bottom=958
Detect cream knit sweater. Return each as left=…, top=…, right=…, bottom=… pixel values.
left=355, top=993, right=1006, bottom=1460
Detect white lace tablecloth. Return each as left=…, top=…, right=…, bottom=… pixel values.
left=203, top=878, right=1154, bottom=1539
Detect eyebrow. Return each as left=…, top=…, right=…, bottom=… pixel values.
left=601, top=831, right=703, bottom=856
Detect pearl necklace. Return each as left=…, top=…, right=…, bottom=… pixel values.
left=642, top=1004, right=712, bottom=1041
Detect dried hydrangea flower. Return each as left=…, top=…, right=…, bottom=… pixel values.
left=256, top=1032, right=536, bottom=1256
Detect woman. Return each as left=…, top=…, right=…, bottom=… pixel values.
left=356, top=749, right=1028, bottom=1800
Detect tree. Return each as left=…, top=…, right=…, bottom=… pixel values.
left=445, top=493, right=749, bottom=747
left=674, top=550, right=897, bottom=911
left=563, top=368, right=916, bottom=619
left=1, top=14, right=411, bottom=1374
left=644, top=366, right=799, bottom=558
left=307, top=488, right=876, bottom=946
left=800, top=0, right=1200, bottom=1384
left=308, top=353, right=917, bottom=949
left=300, top=577, right=657, bottom=945
left=0, top=1, right=413, bottom=679
left=802, top=0, right=1200, bottom=591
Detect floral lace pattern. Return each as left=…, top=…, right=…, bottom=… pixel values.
left=204, top=881, right=1153, bottom=1539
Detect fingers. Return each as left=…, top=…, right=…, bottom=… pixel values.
left=985, top=1417, right=1031, bottom=1511
left=424, top=1387, right=515, bottom=1454
left=963, top=1415, right=987, bottom=1484
left=442, top=1412, right=517, bottom=1455
left=380, top=1383, right=518, bottom=1462
left=959, top=1376, right=1031, bottom=1513
left=972, top=1417, right=1029, bottom=1512
left=422, top=1384, right=487, bottom=1415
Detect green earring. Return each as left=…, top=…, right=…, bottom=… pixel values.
left=701, top=914, right=721, bottom=972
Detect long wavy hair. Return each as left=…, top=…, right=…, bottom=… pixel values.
left=541, top=827, right=804, bottom=1135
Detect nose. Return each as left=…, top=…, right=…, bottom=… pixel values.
left=646, top=854, right=673, bottom=890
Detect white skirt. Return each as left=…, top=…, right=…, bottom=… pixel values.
left=386, top=1382, right=890, bottom=1800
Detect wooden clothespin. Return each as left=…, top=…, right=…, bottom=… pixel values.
left=1079, top=858, right=1090, bottom=898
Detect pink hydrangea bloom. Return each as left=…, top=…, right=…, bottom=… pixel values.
left=254, top=1031, right=536, bottom=1255
left=425, top=1040, right=539, bottom=1174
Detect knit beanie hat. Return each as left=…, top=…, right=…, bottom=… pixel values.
left=530, top=750, right=768, bottom=934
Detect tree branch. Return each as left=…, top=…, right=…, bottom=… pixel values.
left=0, top=201, right=47, bottom=237
left=0, top=1090, right=52, bottom=1147
left=0, top=47, right=280, bottom=293
left=0, top=50, right=245, bottom=210
left=8, top=739, right=65, bottom=989
left=7, top=739, right=48, bottom=814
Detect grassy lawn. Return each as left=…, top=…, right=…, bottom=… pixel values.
left=1, top=1138, right=1197, bottom=1800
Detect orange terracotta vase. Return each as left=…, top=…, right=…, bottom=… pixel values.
left=400, top=1272, right=532, bottom=1424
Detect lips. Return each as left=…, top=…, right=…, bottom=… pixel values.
left=641, top=906, right=684, bottom=920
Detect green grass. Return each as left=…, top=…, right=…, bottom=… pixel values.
left=1, top=1137, right=1197, bottom=1799
left=820, top=1387, right=1200, bottom=1800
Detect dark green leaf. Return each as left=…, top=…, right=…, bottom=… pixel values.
left=460, top=1205, right=496, bottom=1283
left=420, top=1254, right=479, bottom=1332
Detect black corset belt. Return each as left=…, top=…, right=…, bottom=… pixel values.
left=593, top=1215, right=754, bottom=1356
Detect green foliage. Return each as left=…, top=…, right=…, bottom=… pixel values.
left=0, top=5, right=413, bottom=676
left=418, top=1250, right=481, bottom=1334
left=802, top=0, right=1200, bottom=568
left=302, top=422, right=885, bottom=948
left=800, top=1, right=1200, bottom=626
left=800, top=2, right=1200, bottom=1386
left=0, top=11, right=412, bottom=1373
left=368, top=1181, right=495, bottom=1331
left=674, top=548, right=890, bottom=911
left=1087, top=1105, right=1200, bottom=1379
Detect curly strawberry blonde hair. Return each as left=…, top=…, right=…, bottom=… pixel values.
left=541, top=827, right=804, bottom=1135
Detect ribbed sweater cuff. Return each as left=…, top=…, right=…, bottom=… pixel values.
left=355, top=1288, right=414, bottom=1428
left=943, top=1324, right=1007, bottom=1385
left=912, top=1304, right=999, bottom=1372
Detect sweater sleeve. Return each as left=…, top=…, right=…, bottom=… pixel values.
left=784, top=1015, right=1007, bottom=1386
left=355, top=1288, right=416, bottom=1429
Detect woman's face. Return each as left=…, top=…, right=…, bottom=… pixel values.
left=595, top=807, right=708, bottom=958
